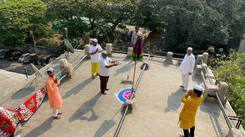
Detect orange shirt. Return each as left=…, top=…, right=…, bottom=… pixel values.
left=46, top=76, right=63, bottom=109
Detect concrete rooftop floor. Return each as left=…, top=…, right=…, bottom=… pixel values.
left=0, top=53, right=230, bottom=137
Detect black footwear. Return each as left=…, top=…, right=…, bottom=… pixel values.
left=58, top=112, right=63, bottom=115
left=183, top=89, right=187, bottom=92
left=53, top=115, right=61, bottom=119
left=105, top=88, right=109, bottom=91
left=101, top=92, right=107, bottom=95
left=180, top=85, right=184, bottom=88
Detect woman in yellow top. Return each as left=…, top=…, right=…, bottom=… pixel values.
left=179, top=85, right=204, bottom=137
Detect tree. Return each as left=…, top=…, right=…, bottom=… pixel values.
left=46, top=0, right=136, bottom=43
left=132, top=0, right=167, bottom=33
left=0, top=0, right=48, bottom=47
left=131, top=0, right=244, bottom=53
left=228, top=2, right=245, bottom=50
left=156, top=0, right=230, bottom=52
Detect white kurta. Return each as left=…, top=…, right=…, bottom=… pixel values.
left=89, top=44, right=102, bottom=63
left=179, top=54, right=196, bottom=90
left=180, top=54, right=195, bottom=75
left=99, top=56, right=112, bottom=77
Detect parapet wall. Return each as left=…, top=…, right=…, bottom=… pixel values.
left=24, top=50, right=86, bottom=91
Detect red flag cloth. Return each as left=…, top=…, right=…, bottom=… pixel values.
left=0, top=107, right=19, bottom=137
left=17, top=87, right=47, bottom=123
left=132, top=34, right=144, bottom=61
left=0, top=87, right=47, bottom=137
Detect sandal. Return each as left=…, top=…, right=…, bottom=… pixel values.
left=53, top=115, right=61, bottom=119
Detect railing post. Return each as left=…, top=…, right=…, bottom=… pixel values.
left=201, top=63, right=208, bottom=77
left=127, top=47, right=133, bottom=57
left=218, top=82, right=229, bottom=106
left=166, top=52, right=173, bottom=63
left=195, top=65, right=202, bottom=78
left=203, top=52, right=209, bottom=64
left=197, top=55, right=203, bottom=65
left=106, top=43, right=112, bottom=56
left=85, top=44, right=90, bottom=58
left=208, top=46, right=215, bottom=53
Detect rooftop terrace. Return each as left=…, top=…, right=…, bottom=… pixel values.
left=0, top=52, right=242, bottom=137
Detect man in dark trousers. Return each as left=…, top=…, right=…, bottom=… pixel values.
left=99, top=50, right=118, bottom=95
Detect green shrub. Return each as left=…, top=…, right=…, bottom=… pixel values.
left=213, top=52, right=245, bottom=127
left=0, top=0, right=47, bottom=47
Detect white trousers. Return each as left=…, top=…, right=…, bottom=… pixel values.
left=53, top=109, right=61, bottom=117
left=181, top=74, right=189, bottom=90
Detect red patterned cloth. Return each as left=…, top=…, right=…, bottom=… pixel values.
left=0, top=107, right=19, bottom=137
left=17, top=87, right=47, bottom=123
left=0, top=87, right=47, bottom=137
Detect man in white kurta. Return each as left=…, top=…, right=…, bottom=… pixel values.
left=89, top=39, right=102, bottom=78
left=179, top=47, right=196, bottom=91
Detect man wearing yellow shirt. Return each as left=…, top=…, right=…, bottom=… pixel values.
left=179, top=85, right=204, bottom=137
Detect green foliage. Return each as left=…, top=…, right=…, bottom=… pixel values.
left=132, top=0, right=244, bottom=53
left=213, top=52, right=245, bottom=127
left=131, top=0, right=167, bottom=33
left=0, top=0, right=244, bottom=52
left=51, top=19, right=90, bottom=39
left=0, top=0, right=48, bottom=47
left=46, top=0, right=136, bottom=43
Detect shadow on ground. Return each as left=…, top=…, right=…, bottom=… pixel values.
left=69, top=93, right=101, bottom=122
left=63, top=78, right=94, bottom=99
left=11, top=87, right=35, bottom=100
left=93, top=120, right=115, bottom=137
left=24, top=117, right=54, bottom=137
left=200, top=103, right=225, bottom=137
left=114, top=61, right=134, bottom=76
left=165, top=88, right=184, bottom=112
left=93, top=109, right=120, bottom=137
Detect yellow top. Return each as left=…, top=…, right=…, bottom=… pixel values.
left=179, top=93, right=203, bottom=129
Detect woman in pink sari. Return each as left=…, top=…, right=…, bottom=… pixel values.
left=46, top=67, right=63, bottom=119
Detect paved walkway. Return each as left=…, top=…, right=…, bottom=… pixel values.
left=2, top=54, right=230, bottom=137
left=118, top=60, right=228, bottom=137
left=0, top=69, right=26, bottom=105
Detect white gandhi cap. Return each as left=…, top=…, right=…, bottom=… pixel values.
left=101, top=50, right=107, bottom=55
left=47, top=67, right=54, bottom=73
left=187, top=47, right=193, bottom=51
left=194, top=85, right=204, bottom=92
left=92, top=39, right=98, bottom=43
